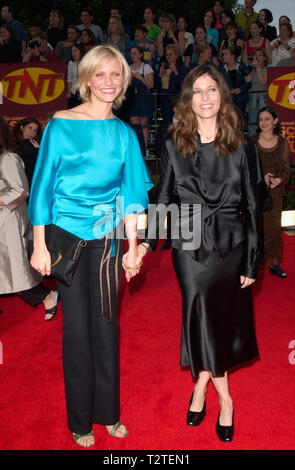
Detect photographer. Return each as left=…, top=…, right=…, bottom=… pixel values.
left=242, top=21, right=271, bottom=64
left=271, top=22, right=295, bottom=66
left=22, top=31, right=60, bottom=62
left=245, top=48, right=268, bottom=135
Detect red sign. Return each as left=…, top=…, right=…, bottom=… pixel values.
left=267, top=66, right=295, bottom=163
left=0, top=60, right=67, bottom=129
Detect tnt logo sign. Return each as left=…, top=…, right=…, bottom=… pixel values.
left=1, top=67, right=65, bottom=105
left=268, top=72, right=295, bottom=110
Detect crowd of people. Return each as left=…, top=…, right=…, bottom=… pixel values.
left=1, top=1, right=295, bottom=138
left=0, top=0, right=293, bottom=448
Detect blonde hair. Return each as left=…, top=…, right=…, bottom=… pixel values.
left=108, top=15, right=125, bottom=36
left=76, top=45, right=131, bottom=108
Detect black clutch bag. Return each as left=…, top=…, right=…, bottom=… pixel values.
left=24, top=223, right=87, bottom=286
left=261, top=183, right=273, bottom=212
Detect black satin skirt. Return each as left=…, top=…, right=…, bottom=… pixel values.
left=172, top=242, right=259, bottom=378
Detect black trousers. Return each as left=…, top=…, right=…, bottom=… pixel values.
left=18, top=283, right=51, bottom=307
left=57, top=236, right=123, bottom=434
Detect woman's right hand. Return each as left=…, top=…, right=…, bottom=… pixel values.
left=30, top=246, right=51, bottom=277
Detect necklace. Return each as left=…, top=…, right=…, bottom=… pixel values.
left=260, top=134, right=276, bottom=141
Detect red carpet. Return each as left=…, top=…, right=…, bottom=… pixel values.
left=0, top=233, right=294, bottom=451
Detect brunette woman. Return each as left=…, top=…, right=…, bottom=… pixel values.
left=67, top=43, right=87, bottom=108
left=10, top=117, right=42, bottom=189
left=0, top=24, right=21, bottom=62
left=139, top=64, right=261, bottom=442
left=0, top=116, right=58, bottom=321
left=252, top=107, right=291, bottom=278
left=79, top=28, right=98, bottom=50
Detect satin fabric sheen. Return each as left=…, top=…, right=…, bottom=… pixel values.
left=28, top=118, right=153, bottom=241
left=147, top=136, right=262, bottom=278
left=145, top=136, right=261, bottom=377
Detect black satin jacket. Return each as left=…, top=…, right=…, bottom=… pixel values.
left=145, top=135, right=262, bottom=279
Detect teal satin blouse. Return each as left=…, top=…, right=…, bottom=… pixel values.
left=27, top=117, right=153, bottom=240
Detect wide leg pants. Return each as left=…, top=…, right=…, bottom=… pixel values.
left=57, top=237, right=123, bottom=434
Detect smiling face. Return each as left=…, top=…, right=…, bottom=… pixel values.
left=191, top=74, right=221, bottom=120
left=258, top=110, right=278, bottom=134
left=87, top=57, right=123, bottom=105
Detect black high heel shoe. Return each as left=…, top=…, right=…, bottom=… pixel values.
left=186, top=392, right=206, bottom=426
left=44, top=290, right=59, bottom=321
left=216, top=411, right=234, bottom=442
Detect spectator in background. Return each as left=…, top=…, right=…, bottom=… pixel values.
left=102, top=15, right=130, bottom=57
left=185, top=25, right=219, bottom=68
left=155, top=43, right=187, bottom=125
left=76, top=9, right=103, bottom=44
left=220, top=45, right=251, bottom=120
left=245, top=47, right=268, bottom=136
left=46, top=9, right=67, bottom=49
left=252, top=107, right=291, bottom=278
left=212, top=1, right=225, bottom=30
left=177, top=16, right=194, bottom=56
left=258, top=9, right=277, bottom=42
left=10, top=117, right=43, bottom=190
left=235, top=0, right=258, bottom=39
left=55, top=26, right=79, bottom=63
left=0, top=115, right=58, bottom=322
left=22, top=31, right=60, bottom=62
left=157, top=13, right=184, bottom=61
left=1, top=4, right=27, bottom=53
left=0, top=24, right=22, bottom=63
left=127, top=25, right=156, bottom=68
left=271, top=22, right=295, bottom=66
left=129, top=45, right=154, bottom=150
left=243, top=21, right=271, bottom=64
left=203, top=9, right=219, bottom=48
left=67, top=43, right=87, bottom=108
left=143, top=6, right=162, bottom=43
left=108, top=7, right=133, bottom=40
left=29, top=26, right=42, bottom=40
left=189, top=44, right=213, bottom=69
left=218, top=9, right=245, bottom=47
left=79, top=28, right=98, bottom=51
left=218, top=21, right=244, bottom=62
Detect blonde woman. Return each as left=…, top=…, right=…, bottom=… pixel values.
left=102, top=15, right=130, bottom=57
left=28, top=45, right=153, bottom=447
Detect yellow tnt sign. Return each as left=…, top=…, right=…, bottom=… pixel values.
left=268, top=72, right=295, bottom=110
left=1, top=67, right=65, bottom=105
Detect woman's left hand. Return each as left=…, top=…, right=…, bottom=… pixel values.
left=122, top=250, right=143, bottom=282
left=240, top=276, right=255, bottom=288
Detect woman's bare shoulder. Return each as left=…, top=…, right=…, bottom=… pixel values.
left=53, top=106, right=86, bottom=120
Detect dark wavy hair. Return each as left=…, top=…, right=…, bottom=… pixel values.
left=172, top=64, right=244, bottom=158
left=256, top=106, right=282, bottom=135
left=10, top=117, right=42, bottom=152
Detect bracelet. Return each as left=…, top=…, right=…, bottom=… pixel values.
left=138, top=242, right=148, bottom=253
left=123, top=260, right=143, bottom=270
